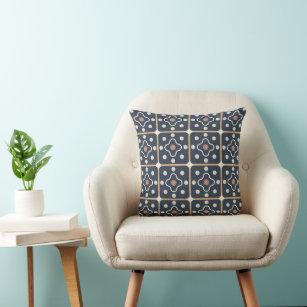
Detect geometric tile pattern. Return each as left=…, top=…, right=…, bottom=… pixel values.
left=130, top=108, right=246, bottom=216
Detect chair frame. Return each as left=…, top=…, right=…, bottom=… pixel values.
left=84, top=91, right=299, bottom=307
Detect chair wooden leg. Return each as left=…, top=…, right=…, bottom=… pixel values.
left=125, top=270, right=144, bottom=307
left=236, top=269, right=260, bottom=307
left=56, top=246, right=83, bottom=307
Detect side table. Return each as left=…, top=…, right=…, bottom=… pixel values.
left=0, top=236, right=89, bottom=307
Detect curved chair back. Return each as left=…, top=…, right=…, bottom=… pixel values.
left=104, top=91, right=279, bottom=216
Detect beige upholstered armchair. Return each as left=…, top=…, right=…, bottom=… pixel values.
left=84, top=91, right=299, bottom=307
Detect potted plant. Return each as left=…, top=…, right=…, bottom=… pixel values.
left=6, top=130, right=52, bottom=217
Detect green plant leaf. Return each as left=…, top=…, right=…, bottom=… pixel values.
left=12, top=157, right=31, bottom=178
left=24, top=166, right=36, bottom=181
left=24, top=156, right=52, bottom=181
left=10, top=129, right=36, bottom=159
left=31, top=145, right=52, bottom=165
left=12, top=158, right=22, bottom=178
left=36, top=156, right=52, bottom=172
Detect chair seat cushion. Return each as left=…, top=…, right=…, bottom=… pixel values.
left=115, top=214, right=269, bottom=261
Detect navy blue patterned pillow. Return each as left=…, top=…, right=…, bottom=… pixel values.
left=130, top=108, right=246, bottom=216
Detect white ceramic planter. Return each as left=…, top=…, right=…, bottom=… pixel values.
left=14, top=190, right=44, bottom=217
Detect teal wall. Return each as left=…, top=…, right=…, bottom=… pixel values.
left=0, top=1, right=306, bottom=306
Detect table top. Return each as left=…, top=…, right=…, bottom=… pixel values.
left=0, top=226, right=90, bottom=247
left=0, top=238, right=88, bottom=248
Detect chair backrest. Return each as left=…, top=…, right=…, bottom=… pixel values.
left=104, top=91, right=278, bottom=215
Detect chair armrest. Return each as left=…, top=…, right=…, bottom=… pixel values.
left=247, top=151, right=299, bottom=263
left=84, top=163, right=129, bottom=266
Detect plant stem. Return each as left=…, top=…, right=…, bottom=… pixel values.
left=21, top=176, right=27, bottom=190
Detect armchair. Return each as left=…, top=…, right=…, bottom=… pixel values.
left=84, top=91, right=299, bottom=307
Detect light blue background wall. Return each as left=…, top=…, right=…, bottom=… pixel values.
left=0, top=1, right=306, bottom=306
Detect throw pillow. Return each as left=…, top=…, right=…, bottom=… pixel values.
left=130, top=108, right=246, bottom=216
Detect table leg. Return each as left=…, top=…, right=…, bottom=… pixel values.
left=27, top=246, right=34, bottom=307
left=56, top=246, right=83, bottom=307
